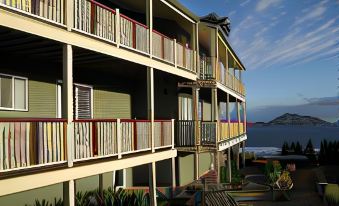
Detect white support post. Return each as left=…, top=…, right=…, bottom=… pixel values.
left=147, top=67, right=155, bottom=152
left=216, top=151, right=220, bottom=183
left=117, top=119, right=122, bottom=159
left=122, top=168, right=127, bottom=188
left=63, top=180, right=75, bottom=206
left=172, top=157, right=176, bottom=188
left=237, top=100, right=241, bottom=136
left=243, top=102, right=247, bottom=133
left=149, top=162, right=157, bottom=206
left=195, top=22, right=199, bottom=75
left=174, top=39, right=177, bottom=68
left=146, top=0, right=153, bottom=57
left=63, top=44, right=73, bottom=168
left=171, top=119, right=175, bottom=149
left=65, top=0, right=74, bottom=31
left=115, top=9, right=120, bottom=48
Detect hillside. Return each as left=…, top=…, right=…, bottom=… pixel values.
left=268, top=113, right=334, bottom=126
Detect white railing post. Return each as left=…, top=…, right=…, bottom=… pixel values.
left=174, top=39, right=177, bottom=68
left=115, top=9, right=120, bottom=48
left=65, top=0, right=74, bottom=31
left=171, top=119, right=175, bottom=149
left=117, top=119, right=122, bottom=159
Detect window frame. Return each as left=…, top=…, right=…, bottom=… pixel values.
left=0, top=73, right=28, bottom=111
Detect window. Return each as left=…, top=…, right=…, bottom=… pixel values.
left=0, top=74, right=28, bottom=111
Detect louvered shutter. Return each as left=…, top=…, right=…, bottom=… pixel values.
left=74, top=85, right=92, bottom=119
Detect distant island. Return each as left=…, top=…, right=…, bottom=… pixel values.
left=255, top=113, right=337, bottom=127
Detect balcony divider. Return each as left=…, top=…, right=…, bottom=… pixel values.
left=152, top=30, right=175, bottom=64
left=0, top=118, right=67, bottom=172
left=176, top=120, right=195, bottom=147
left=154, top=120, right=173, bottom=148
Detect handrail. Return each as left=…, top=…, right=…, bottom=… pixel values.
left=120, top=14, right=148, bottom=29
left=73, top=119, right=117, bottom=122
left=0, top=118, right=67, bottom=122
left=152, top=29, right=172, bottom=41
left=88, top=0, right=116, bottom=14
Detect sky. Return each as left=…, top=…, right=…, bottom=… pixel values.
left=178, top=0, right=339, bottom=122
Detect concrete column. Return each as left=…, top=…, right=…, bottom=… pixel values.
left=227, top=148, right=231, bottom=183
left=146, top=0, right=153, bottom=57
left=194, top=152, right=199, bottom=180
left=149, top=162, right=157, bottom=206
left=63, top=180, right=75, bottom=206
left=147, top=67, right=155, bottom=152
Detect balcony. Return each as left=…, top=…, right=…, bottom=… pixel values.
left=175, top=120, right=217, bottom=148
left=199, top=56, right=246, bottom=96
left=0, top=0, right=196, bottom=73
left=175, top=120, right=246, bottom=150
left=0, top=118, right=174, bottom=173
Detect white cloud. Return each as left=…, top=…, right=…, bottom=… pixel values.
left=292, top=6, right=327, bottom=26
left=240, top=0, right=251, bottom=7
left=256, top=0, right=282, bottom=12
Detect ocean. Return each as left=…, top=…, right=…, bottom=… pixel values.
left=245, top=125, right=339, bottom=155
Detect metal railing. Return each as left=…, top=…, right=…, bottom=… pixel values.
left=200, top=56, right=214, bottom=80
left=176, top=120, right=196, bottom=147
left=200, top=121, right=217, bottom=145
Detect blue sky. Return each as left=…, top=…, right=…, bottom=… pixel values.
left=179, top=0, right=339, bottom=122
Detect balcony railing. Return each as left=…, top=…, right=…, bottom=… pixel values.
left=0, top=0, right=65, bottom=24
left=200, top=121, right=217, bottom=145
left=73, top=119, right=173, bottom=160
left=176, top=120, right=195, bottom=147
left=219, top=121, right=246, bottom=142
left=0, top=118, right=67, bottom=172
left=199, top=56, right=214, bottom=80
left=74, top=0, right=116, bottom=42
left=0, top=118, right=173, bottom=172
left=176, top=43, right=194, bottom=72
left=152, top=31, right=175, bottom=64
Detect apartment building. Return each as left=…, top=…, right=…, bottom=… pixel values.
left=0, top=0, right=246, bottom=205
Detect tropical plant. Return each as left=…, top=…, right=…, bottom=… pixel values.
left=324, top=184, right=339, bottom=206
left=25, top=198, right=63, bottom=206
left=276, top=171, right=293, bottom=189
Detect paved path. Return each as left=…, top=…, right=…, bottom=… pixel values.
left=245, top=167, right=323, bottom=206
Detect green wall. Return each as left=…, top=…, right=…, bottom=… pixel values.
left=199, top=152, right=212, bottom=176
left=0, top=79, right=57, bottom=118
left=178, top=154, right=194, bottom=186
left=93, top=88, right=131, bottom=119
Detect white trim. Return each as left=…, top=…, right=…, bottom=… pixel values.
left=0, top=73, right=28, bottom=111
left=0, top=161, right=67, bottom=173
left=154, top=145, right=172, bottom=150
left=159, top=0, right=195, bottom=24
left=218, top=134, right=247, bottom=151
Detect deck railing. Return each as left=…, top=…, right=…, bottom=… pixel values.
left=176, top=120, right=195, bottom=147
left=1, top=0, right=65, bottom=24
left=219, top=121, right=246, bottom=142
left=152, top=31, right=175, bottom=63
left=200, top=56, right=215, bottom=80
left=218, top=62, right=246, bottom=96
left=176, top=43, right=194, bottom=72
left=74, top=0, right=116, bottom=42
left=0, top=119, right=67, bottom=172
left=120, top=15, right=149, bottom=53
left=73, top=119, right=118, bottom=161
left=200, top=121, right=217, bottom=145
left=154, top=120, right=173, bottom=148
